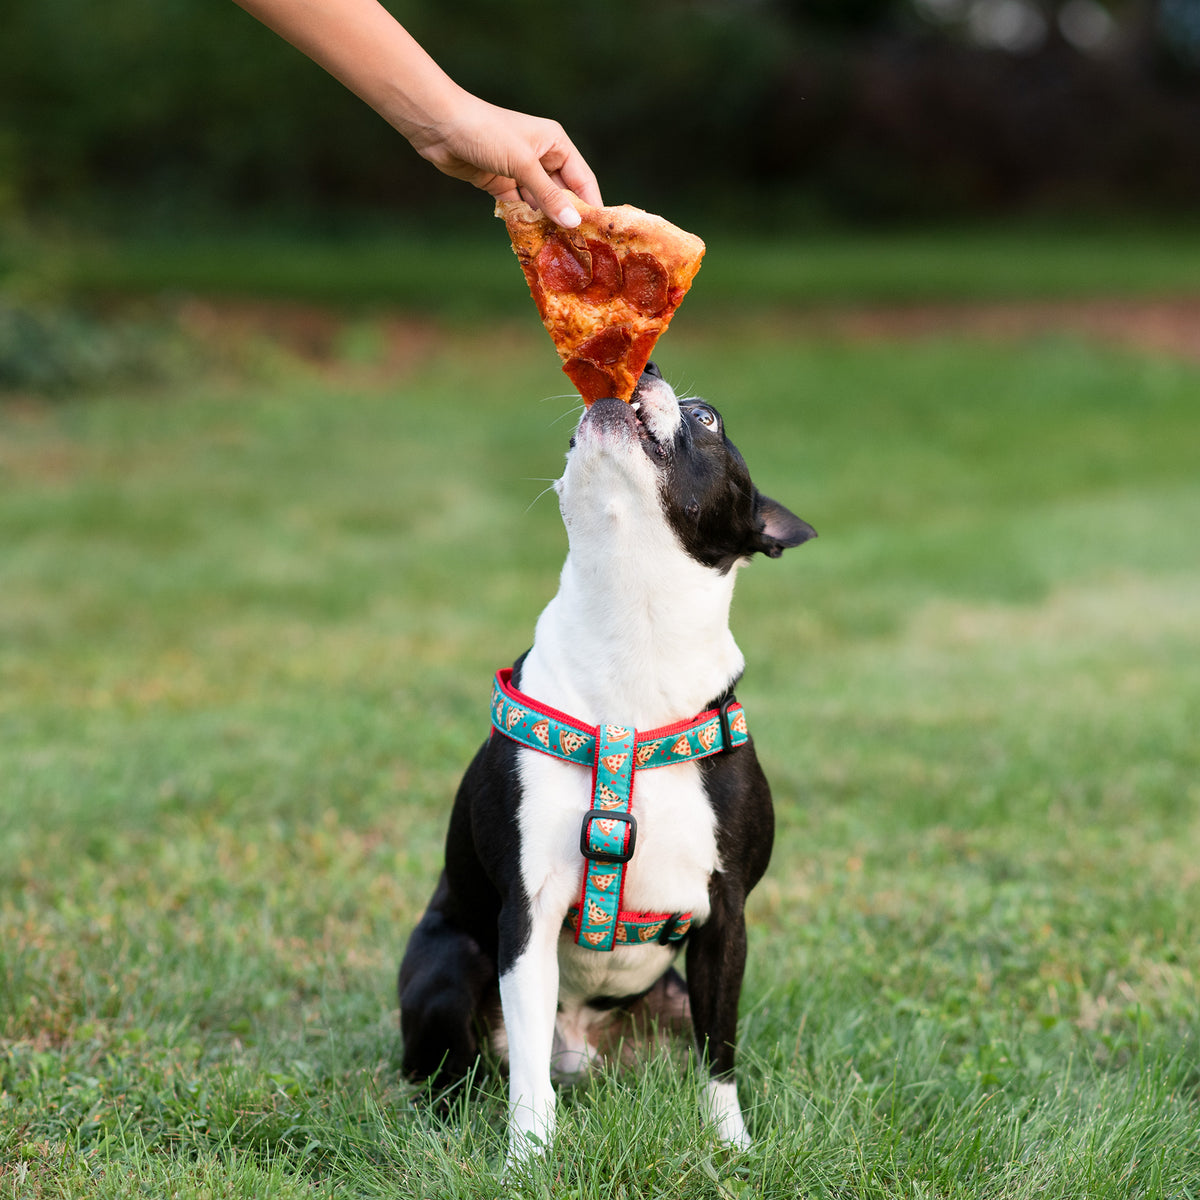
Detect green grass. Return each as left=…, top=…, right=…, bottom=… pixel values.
left=3, top=314, right=1200, bottom=1197
left=7, top=221, right=1200, bottom=313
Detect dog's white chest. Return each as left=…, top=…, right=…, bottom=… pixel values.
left=614, top=759, right=719, bottom=916
left=511, top=746, right=718, bottom=1080
left=561, top=761, right=718, bottom=1011
left=515, top=748, right=719, bottom=994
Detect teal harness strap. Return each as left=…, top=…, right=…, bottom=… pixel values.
left=564, top=906, right=693, bottom=948
left=490, top=670, right=749, bottom=770
left=576, top=720, right=637, bottom=951
left=490, top=668, right=750, bottom=952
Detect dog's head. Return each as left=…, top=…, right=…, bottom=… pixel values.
left=557, top=364, right=815, bottom=574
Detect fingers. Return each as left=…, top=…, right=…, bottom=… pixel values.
left=504, top=116, right=600, bottom=226
left=429, top=102, right=602, bottom=227
left=521, top=160, right=583, bottom=229
left=556, top=155, right=602, bottom=209
left=535, top=128, right=601, bottom=218
left=492, top=166, right=580, bottom=228
left=483, top=175, right=572, bottom=225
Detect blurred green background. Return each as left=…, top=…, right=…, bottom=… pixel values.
left=4, top=0, right=1200, bottom=233
left=5, top=4, right=1200, bottom=1195
left=4, top=0, right=1200, bottom=396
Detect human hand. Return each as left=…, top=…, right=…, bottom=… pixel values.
left=409, top=93, right=602, bottom=228
left=231, top=0, right=601, bottom=226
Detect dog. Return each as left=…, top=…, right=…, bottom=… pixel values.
left=398, top=363, right=815, bottom=1166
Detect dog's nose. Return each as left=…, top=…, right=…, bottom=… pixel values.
left=642, top=361, right=663, bottom=380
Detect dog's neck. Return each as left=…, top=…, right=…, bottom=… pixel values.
left=520, top=502, right=746, bottom=730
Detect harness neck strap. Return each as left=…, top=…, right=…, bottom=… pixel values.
left=490, top=669, right=749, bottom=770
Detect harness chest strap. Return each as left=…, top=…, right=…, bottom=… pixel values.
left=490, top=668, right=750, bottom=953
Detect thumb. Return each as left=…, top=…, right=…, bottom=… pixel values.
left=520, top=161, right=581, bottom=228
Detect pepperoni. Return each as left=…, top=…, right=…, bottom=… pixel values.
left=537, top=235, right=592, bottom=293
left=564, top=358, right=617, bottom=404
left=621, top=252, right=669, bottom=315
left=627, top=329, right=660, bottom=377
left=578, top=325, right=632, bottom=365
left=582, top=241, right=622, bottom=302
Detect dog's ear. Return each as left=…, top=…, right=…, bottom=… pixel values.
left=753, top=492, right=816, bottom=558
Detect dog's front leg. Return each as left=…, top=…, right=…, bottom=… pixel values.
left=685, top=884, right=752, bottom=1149
left=498, top=906, right=561, bottom=1166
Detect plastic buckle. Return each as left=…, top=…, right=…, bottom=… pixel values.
left=718, top=695, right=737, bottom=751
left=658, top=914, right=682, bottom=945
left=579, top=809, right=637, bottom=864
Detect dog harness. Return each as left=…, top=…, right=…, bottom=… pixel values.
left=490, top=668, right=750, bottom=953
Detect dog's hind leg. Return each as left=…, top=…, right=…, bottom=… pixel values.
left=398, top=872, right=496, bottom=1094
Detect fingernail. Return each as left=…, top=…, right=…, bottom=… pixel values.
left=556, top=207, right=581, bottom=228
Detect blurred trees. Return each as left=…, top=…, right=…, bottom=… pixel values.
left=2, top=0, right=1198, bottom=229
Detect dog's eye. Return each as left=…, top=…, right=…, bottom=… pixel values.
left=690, top=406, right=719, bottom=430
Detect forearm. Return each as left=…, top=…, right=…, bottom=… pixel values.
left=232, top=0, right=465, bottom=146
left=233, top=0, right=601, bottom=221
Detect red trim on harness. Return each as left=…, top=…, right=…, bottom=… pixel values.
left=494, top=667, right=740, bottom=752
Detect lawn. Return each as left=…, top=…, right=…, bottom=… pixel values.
left=10, top=221, right=1200, bottom=312
left=2, top=274, right=1200, bottom=1196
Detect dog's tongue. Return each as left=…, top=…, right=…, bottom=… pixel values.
left=497, top=195, right=704, bottom=404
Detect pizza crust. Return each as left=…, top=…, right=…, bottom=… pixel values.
left=497, top=194, right=705, bottom=403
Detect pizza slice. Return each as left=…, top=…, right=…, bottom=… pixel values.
left=497, top=194, right=705, bottom=404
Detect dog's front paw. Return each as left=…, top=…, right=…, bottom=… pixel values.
left=504, top=1094, right=556, bottom=1174
left=504, top=1129, right=547, bottom=1172
left=702, top=1079, right=752, bottom=1150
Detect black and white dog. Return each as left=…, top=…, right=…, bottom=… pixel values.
left=398, top=364, right=814, bottom=1166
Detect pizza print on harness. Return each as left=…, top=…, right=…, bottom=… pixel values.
left=596, top=784, right=622, bottom=808
left=635, top=740, right=663, bottom=767
left=560, top=729, right=588, bottom=756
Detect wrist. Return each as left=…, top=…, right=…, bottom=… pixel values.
left=384, top=76, right=478, bottom=154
